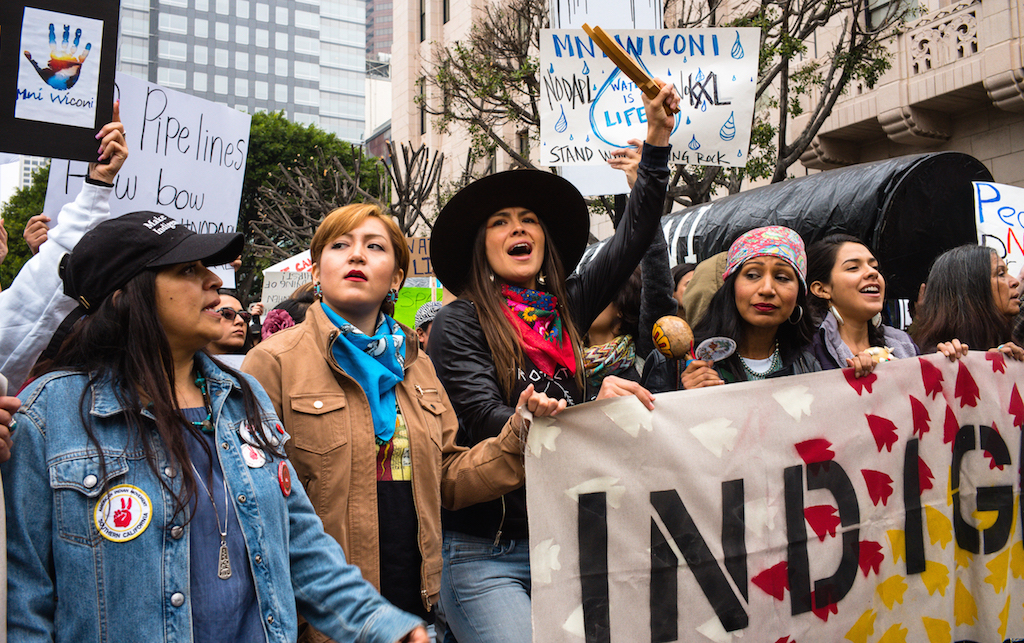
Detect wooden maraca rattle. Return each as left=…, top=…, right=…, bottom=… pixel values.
left=652, top=315, right=694, bottom=360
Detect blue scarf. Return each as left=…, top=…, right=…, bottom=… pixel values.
left=321, top=303, right=406, bottom=443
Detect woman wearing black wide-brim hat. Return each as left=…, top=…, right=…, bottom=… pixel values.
left=428, top=82, right=680, bottom=642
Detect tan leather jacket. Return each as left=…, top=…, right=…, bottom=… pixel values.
left=242, top=303, right=527, bottom=637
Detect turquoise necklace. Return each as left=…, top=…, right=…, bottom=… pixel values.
left=191, top=374, right=215, bottom=433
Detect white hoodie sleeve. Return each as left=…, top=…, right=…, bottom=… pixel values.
left=0, top=182, right=113, bottom=392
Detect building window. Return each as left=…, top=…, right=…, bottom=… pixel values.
left=275, top=84, right=288, bottom=102
left=255, top=81, right=269, bottom=100
left=215, top=75, right=228, bottom=94
left=443, top=0, right=450, bottom=24
left=215, top=0, right=229, bottom=15
left=215, top=48, right=229, bottom=67
left=195, top=0, right=209, bottom=10
left=294, top=35, right=320, bottom=55
left=157, top=67, right=187, bottom=88
left=275, top=58, right=288, bottom=76
left=237, top=0, right=250, bottom=18
left=295, top=87, right=319, bottom=106
left=276, top=6, right=289, bottom=25
left=255, top=54, right=269, bottom=73
left=518, top=131, right=529, bottom=157
left=275, top=32, right=289, bottom=50
left=236, top=51, right=249, bottom=71
left=257, top=4, right=269, bottom=21
left=418, top=76, right=426, bottom=135
left=236, top=25, right=249, bottom=45
left=194, top=71, right=208, bottom=92
left=158, top=40, right=188, bottom=61
left=295, top=60, right=319, bottom=81
left=419, top=0, right=425, bottom=42
left=194, top=18, right=209, bottom=38
left=215, top=22, right=229, bottom=41
left=235, top=78, right=249, bottom=98
left=158, top=14, right=188, bottom=34
left=194, top=45, right=208, bottom=64
left=295, top=10, right=319, bottom=30
left=256, top=29, right=269, bottom=47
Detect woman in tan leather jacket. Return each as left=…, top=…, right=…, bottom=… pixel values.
left=242, top=204, right=561, bottom=642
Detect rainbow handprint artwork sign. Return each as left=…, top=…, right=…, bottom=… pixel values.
left=15, top=7, right=103, bottom=128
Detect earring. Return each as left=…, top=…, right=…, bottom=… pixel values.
left=872, top=312, right=882, bottom=327
left=829, top=304, right=844, bottom=326
left=488, top=272, right=494, bottom=283
left=789, top=305, right=804, bottom=325
left=384, top=289, right=399, bottom=304
left=537, top=271, right=547, bottom=286
left=314, top=282, right=323, bottom=299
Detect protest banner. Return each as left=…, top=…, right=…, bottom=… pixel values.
left=1, top=0, right=118, bottom=161
left=539, top=28, right=759, bottom=168
left=43, top=72, right=250, bottom=235
left=974, top=181, right=1024, bottom=276
left=526, top=352, right=1024, bottom=642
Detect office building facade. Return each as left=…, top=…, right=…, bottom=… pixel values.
left=118, top=0, right=367, bottom=143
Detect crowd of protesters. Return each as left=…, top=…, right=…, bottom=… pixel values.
left=0, top=78, right=1021, bottom=643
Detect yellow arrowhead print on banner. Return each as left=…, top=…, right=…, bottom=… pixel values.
left=920, top=560, right=950, bottom=596
left=843, top=609, right=875, bottom=643
left=925, top=506, right=952, bottom=549
left=878, top=623, right=908, bottom=643
left=876, top=575, right=908, bottom=609
left=921, top=616, right=951, bottom=643
left=954, top=578, right=978, bottom=625
left=985, top=549, right=1010, bottom=593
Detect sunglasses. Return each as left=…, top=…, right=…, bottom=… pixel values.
left=217, top=308, right=253, bottom=323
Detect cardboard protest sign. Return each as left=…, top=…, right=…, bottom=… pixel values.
left=44, top=73, right=251, bottom=237
left=974, top=181, right=1024, bottom=276
left=539, top=28, right=759, bottom=168
left=526, top=353, right=1024, bottom=642
left=0, top=0, right=117, bottom=160
left=261, top=250, right=313, bottom=309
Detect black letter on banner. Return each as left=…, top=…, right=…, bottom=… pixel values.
left=784, top=465, right=812, bottom=615
left=951, top=426, right=979, bottom=553
left=722, top=479, right=748, bottom=600
left=578, top=492, right=610, bottom=643
left=651, top=517, right=678, bottom=642
left=649, top=490, right=748, bottom=633
left=903, top=438, right=926, bottom=574
left=806, top=461, right=860, bottom=608
left=978, top=425, right=1014, bottom=553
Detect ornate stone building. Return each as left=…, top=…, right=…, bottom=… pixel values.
left=797, top=0, right=1024, bottom=187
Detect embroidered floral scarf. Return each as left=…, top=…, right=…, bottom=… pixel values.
left=501, top=284, right=577, bottom=377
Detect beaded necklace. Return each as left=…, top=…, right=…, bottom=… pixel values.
left=739, top=343, right=782, bottom=380
left=191, top=374, right=215, bottom=433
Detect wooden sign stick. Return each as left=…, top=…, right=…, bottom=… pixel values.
left=582, top=23, right=679, bottom=114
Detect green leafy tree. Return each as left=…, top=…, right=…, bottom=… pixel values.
left=0, top=164, right=49, bottom=289
left=237, top=111, right=386, bottom=301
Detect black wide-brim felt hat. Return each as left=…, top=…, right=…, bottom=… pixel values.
left=430, top=170, right=589, bottom=295
left=61, top=211, right=244, bottom=312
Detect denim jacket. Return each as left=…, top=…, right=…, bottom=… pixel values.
left=3, top=353, right=422, bottom=643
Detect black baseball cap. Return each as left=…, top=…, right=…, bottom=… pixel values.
left=60, top=211, right=243, bottom=312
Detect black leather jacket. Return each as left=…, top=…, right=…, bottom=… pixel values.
left=429, top=144, right=671, bottom=541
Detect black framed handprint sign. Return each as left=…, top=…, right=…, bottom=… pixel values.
left=0, top=0, right=118, bottom=161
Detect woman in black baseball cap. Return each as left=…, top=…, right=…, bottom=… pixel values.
left=427, top=82, right=679, bottom=643
left=4, top=212, right=429, bottom=642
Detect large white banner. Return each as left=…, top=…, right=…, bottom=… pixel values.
left=539, top=28, right=759, bottom=168
left=43, top=72, right=251, bottom=236
left=527, top=353, right=1024, bottom=642
left=974, top=181, right=1024, bottom=276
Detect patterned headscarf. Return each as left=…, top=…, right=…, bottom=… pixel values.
left=723, top=226, right=807, bottom=291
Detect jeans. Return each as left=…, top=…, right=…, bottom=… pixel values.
left=439, top=531, right=531, bottom=643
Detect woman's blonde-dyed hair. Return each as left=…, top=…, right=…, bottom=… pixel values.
left=310, top=204, right=410, bottom=315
